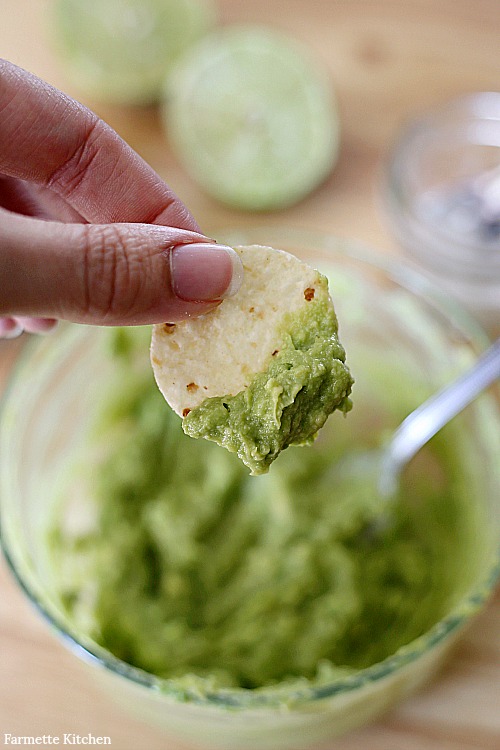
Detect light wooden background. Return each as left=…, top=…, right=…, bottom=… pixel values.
left=1, top=1, right=499, bottom=748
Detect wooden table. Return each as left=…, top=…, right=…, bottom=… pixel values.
left=1, top=1, right=499, bottom=748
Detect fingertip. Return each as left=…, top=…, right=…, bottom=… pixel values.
left=170, top=243, right=244, bottom=302
left=0, top=318, right=23, bottom=339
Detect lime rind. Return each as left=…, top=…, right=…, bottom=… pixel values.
left=164, top=26, right=339, bottom=210
left=53, top=0, right=216, bottom=105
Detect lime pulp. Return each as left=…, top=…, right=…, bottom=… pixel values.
left=165, top=26, right=340, bottom=210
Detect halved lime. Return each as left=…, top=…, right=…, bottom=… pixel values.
left=53, top=0, right=216, bottom=105
left=164, top=26, right=340, bottom=211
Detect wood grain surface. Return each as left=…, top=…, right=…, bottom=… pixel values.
left=1, top=1, right=499, bottom=749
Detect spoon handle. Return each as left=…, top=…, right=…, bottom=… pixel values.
left=389, top=337, right=500, bottom=471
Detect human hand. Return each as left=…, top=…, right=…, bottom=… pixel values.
left=0, top=59, right=242, bottom=339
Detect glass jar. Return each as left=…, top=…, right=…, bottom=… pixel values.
left=1, top=231, right=499, bottom=750
left=384, top=92, right=500, bottom=333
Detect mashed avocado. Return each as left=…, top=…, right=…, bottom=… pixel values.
left=48, top=328, right=484, bottom=696
left=182, top=290, right=353, bottom=475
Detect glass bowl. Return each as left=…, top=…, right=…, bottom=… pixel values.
left=384, top=92, right=500, bottom=330
left=1, top=230, right=499, bottom=750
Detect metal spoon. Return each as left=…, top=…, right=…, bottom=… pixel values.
left=342, top=337, right=500, bottom=505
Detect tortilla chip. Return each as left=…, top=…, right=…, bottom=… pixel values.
left=151, top=244, right=352, bottom=473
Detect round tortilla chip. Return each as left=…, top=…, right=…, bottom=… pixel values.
left=151, top=244, right=330, bottom=416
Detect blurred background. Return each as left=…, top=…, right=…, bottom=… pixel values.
left=2, top=0, right=499, bottom=248
left=1, top=1, right=499, bottom=748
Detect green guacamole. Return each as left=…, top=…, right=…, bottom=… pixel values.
left=183, top=279, right=353, bottom=475
left=48, top=328, right=485, bottom=696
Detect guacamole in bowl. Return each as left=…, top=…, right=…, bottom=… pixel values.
left=1, top=233, right=499, bottom=750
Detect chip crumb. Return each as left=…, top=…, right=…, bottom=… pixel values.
left=182, top=408, right=191, bottom=417
left=187, top=382, right=199, bottom=393
left=163, top=323, right=176, bottom=334
left=304, top=287, right=315, bottom=301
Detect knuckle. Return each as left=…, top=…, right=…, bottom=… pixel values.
left=48, top=117, right=102, bottom=199
left=82, top=224, right=143, bottom=321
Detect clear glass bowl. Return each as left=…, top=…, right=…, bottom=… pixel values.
left=384, top=92, right=500, bottom=331
left=1, top=230, right=499, bottom=750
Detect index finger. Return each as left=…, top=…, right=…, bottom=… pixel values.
left=0, top=59, right=200, bottom=231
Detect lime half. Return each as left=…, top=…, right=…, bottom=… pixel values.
left=165, top=26, right=340, bottom=211
left=54, top=0, right=216, bottom=105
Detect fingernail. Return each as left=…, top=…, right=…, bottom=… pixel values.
left=170, top=243, right=243, bottom=302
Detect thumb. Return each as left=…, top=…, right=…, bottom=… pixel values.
left=0, top=211, right=243, bottom=325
